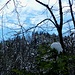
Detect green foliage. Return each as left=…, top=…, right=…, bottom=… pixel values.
left=12, top=69, right=23, bottom=75
left=6, top=42, right=75, bottom=75
left=36, top=43, right=75, bottom=75
left=0, top=33, right=75, bottom=75
left=36, top=43, right=58, bottom=74
left=12, top=69, right=31, bottom=75
left=12, top=69, right=38, bottom=75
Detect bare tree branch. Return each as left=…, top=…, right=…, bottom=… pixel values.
left=0, top=0, right=11, bottom=11
left=26, top=18, right=56, bottom=32
left=63, top=19, right=72, bottom=25
left=69, top=0, right=75, bottom=28
left=36, top=0, right=65, bottom=53
left=59, top=0, right=63, bottom=29
left=36, top=0, right=58, bottom=27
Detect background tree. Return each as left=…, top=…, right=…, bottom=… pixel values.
left=35, top=0, right=65, bottom=53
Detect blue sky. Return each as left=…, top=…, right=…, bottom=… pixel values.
left=0, top=0, right=75, bottom=40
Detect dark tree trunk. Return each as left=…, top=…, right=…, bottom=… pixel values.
left=35, top=0, right=65, bottom=53
left=57, top=28, right=65, bottom=53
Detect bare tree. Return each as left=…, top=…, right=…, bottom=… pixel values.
left=69, top=0, right=75, bottom=28
left=35, top=0, right=65, bottom=53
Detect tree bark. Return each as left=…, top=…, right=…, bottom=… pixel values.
left=36, top=0, right=65, bottom=53
left=57, top=28, right=65, bottom=53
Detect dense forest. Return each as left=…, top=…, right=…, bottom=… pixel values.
left=0, top=32, right=75, bottom=75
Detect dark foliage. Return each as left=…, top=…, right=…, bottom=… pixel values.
left=0, top=32, right=75, bottom=75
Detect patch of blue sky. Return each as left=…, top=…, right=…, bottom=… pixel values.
left=63, top=12, right=74, bottom=34
left=0, top=28, right=15, bottom=41
left=0, top=0, right=75, bottom=41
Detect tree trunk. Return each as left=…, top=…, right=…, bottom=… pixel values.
left=57, top=28, right=65, bottom=53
